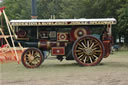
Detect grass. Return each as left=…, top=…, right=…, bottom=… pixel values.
left=120, top=46, right=128, bottom=51
left=0, top=51, right=128, bottom=85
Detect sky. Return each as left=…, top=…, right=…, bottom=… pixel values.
left=0, top=0, right=2, bottom=3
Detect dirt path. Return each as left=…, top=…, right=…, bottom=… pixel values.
left=1, top=51, right=128, bottom=85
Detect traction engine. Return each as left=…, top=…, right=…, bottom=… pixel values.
left=10, top=18, right=116, bottom=68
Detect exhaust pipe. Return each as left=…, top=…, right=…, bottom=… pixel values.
left=31, top=0, right=37, bottom=19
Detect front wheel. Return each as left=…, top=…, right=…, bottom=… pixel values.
left=72, top=35, right=104, bottom=66
left=21, top=48, right=44, bottom=68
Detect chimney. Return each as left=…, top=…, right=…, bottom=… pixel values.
left=31, top=0, right=37, bottom=19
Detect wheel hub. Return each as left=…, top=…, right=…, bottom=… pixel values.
left=83, top=48, right=93, bottom=56
left=29, top=56, right=35, bottom=61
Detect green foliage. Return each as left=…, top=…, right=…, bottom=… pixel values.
left=1, top=0, right=31, bottom=19
left=0, top=0, right=128, bottom=44
left=117, top=0, right=128, bottom=43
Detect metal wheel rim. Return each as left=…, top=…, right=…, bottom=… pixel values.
left=73, top=36, right=104, bottom=66
left=22, top=48, right=43, bottom=68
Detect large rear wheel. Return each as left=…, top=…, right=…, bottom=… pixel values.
left=21, top=48, right=44, bottom=68
left=72, top=35, right=104, bottom=66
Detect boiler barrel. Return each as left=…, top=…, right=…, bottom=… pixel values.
left=15, top=41, right=38, bottom=48
left=16, top=40, right=68, bottom=50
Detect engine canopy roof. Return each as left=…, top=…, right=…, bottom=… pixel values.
left=10, top=18, right=116, bottom=26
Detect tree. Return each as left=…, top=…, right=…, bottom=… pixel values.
left=0, top=0, right=128, bottom=45
left=117, top=0, right=128, bottom=44
left=1, top=0, right=31, bottom=19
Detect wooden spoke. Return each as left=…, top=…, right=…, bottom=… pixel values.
left=90, top=55, right=95, bottom=61
left=32, top=50, right=34, bottom=56
left=78, top=54, right=84, bottom=60
left=78, top=47, right=83, bottom=50
left=92, top=48, right=98, bottom=51
left=93, top=55, right=98, bottom=59
left=77, top=51, right=85, bottom=55
left=33, top=58, right=40, bottom=64
left=92, top=43, right=99, bottom=48
left=81, top=42, right=87, bottom=48
left=87, top=40, right=90, bottom=48
left=28, top=50, right=31, bottom=55
left=89, top=57, right=93, bottom=63
left=90, top=42, right=95, bottom=49
left=89, top=39, right=93, bottom=44
left=94, top=50, right=101, bottom=52
left=83, top=39, right=87, bottom=45
left=81, top=56, right=85, bottom=61
left=83, top=56, right=87, bottom=63
left=86, top=57, right=90, bottom=63
left=78, top=43, right=83, bottom=48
